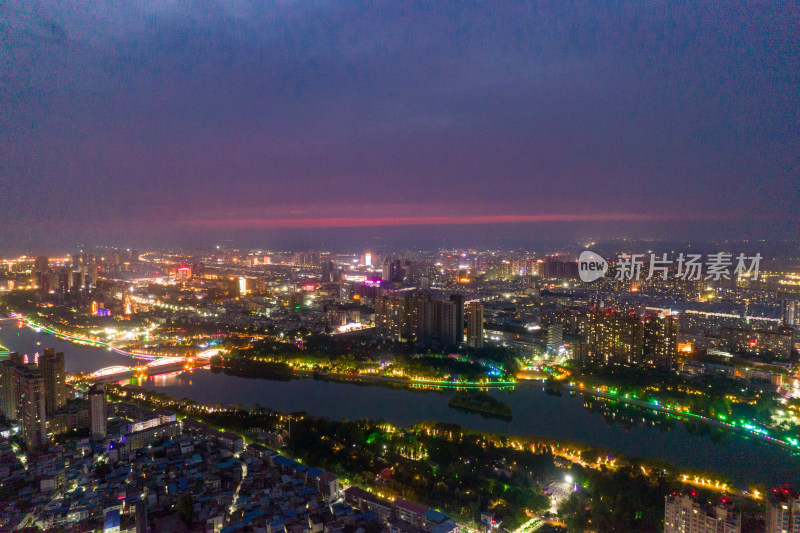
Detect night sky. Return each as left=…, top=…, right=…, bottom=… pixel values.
left=1, top=2, right=798, bottom=251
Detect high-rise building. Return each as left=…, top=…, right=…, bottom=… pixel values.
left=321, top=260, right=335, bottom=283
left=376, top=292, right=458, bottom=345
left=34, top=255, right=49, bottom=274
left=578, top=309, right=645, bottom=366
left=783, top=300, right=798, bottom=328
left=538, top=257, right=579, bottom=280
left=0, top=357, right=18, bottom=420
left=664, top=492, right=740, bottom=533
left=432, top=299, right=458, bottom=346
left=135, top=500, right=149, bottom=533
left=381, top=258, right=392, bottom=283
left=720, top=326, right=794, bottom=359
left=39, top=349, right=66, bottom=415
left=89, top=263, right=99, bottom=287
left=89, top=382, right=107, bottom=438
left=576, top=309, right=678, bottom=369
left=449, top=294, right=465, bottom=344
left=644, top=315, right=679, bottom=370
left=386, top=260, right=407, bottom=283
left=765, top=487, right=800, bottom=533
left=412, top=292, right=433, bottom=341
left=56, top=268, right=69, bottom=295
left=375, top=294, right=407, bottom=341
left=466, top=302, right=484, bottom=349
left=15, top=364, right=47, bottom=447
left=547, top=324, right=563, bottom=352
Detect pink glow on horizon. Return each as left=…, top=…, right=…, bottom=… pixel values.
left=184, top=213, right=723, bottom=229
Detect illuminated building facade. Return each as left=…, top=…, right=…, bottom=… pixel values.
left=766, top=487, right=800, bottom=533
left=579, top=309, right=645, bottom=366
left=720, top=326, right=794, bottom=359
left=375, top=294, right=407, bottom=341
left=375, top=292, right=462, bottom=346
left=644, top=315, right=679, bottom=370
left=89, top=383, right=107, bottom=438
left=782, top=299, right=797, bottom=328
left=466, top=302, right=484, bottom=348
left=39, top=348, right=66, bottom=415
left=664, top=492, right=740, bottom=533
left=0, top=358, right=18, bottom=420
left=576, top=309, right=679, bottom=369
left=16, top=364, right=47, bottom=447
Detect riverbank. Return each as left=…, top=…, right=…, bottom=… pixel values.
left=215, top=361, right=800, bottom=453
left=210, top=355, right=517, bottom=390
left=11, top=309, right=793, bottom=456
left=109, top=382, right=762, bottom=517
left=564, top=383, right=800, bottom=453
left=4, top=322, right=799, bottom=487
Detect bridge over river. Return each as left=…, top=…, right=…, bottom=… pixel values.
left=82, top=353, right=217, bottom=383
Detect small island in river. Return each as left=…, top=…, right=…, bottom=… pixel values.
left=448, top=390, right=512, bottom=420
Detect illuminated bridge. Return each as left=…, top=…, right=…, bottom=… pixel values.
left=85, top=357, right=208, bottom=383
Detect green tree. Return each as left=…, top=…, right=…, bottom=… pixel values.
left=176, top=493, right=193, bottom=525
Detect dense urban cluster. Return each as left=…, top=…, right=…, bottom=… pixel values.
left=1, top=245, right=799, bottom=532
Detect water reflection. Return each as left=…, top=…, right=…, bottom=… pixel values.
left=583, top=395, right=678, bottom=432
left=4, top=326, right=799, bottom=486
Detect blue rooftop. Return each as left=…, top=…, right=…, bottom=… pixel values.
left=423, top=509, right=449, bottom=524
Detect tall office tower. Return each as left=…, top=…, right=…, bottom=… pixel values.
left=89, top=383, right=107, bottom=438
left=390, top=260, right=408, bottom=283
left=57, top=269, right=69, bottom=295
left=579, top=309, right=645, bottom=366
left=321, top=260, right=335, bottom=282
left=766, top=487, right=800, bottom=533
left=72, top=254, right=81, bottom=268
left=783, top=299, right=798, bottom=328
left=643, top=315, right=679, bottom=370
left=34, top=255, right=49, bottom=274
left=381, top=258, right=392, bottom=283
left=89, top=264, right=99, bottom=287
left=15, top=364, right=47, bottom=447
left=449, top=294, right=465, bottom=343
left=39, top=348, right=66, bottom=415
left=547, top=324, right=563, bottom=352
left=664, top=492, right=741, bottom=533
left=0, top=358, right=18, bottom=420
left=466, top=302, right=484, bottom=349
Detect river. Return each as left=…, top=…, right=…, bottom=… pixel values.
left=2, top=324, right=798, bottom=486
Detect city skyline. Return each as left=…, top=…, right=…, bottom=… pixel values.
left=1, top=2, right=799, bottom=531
